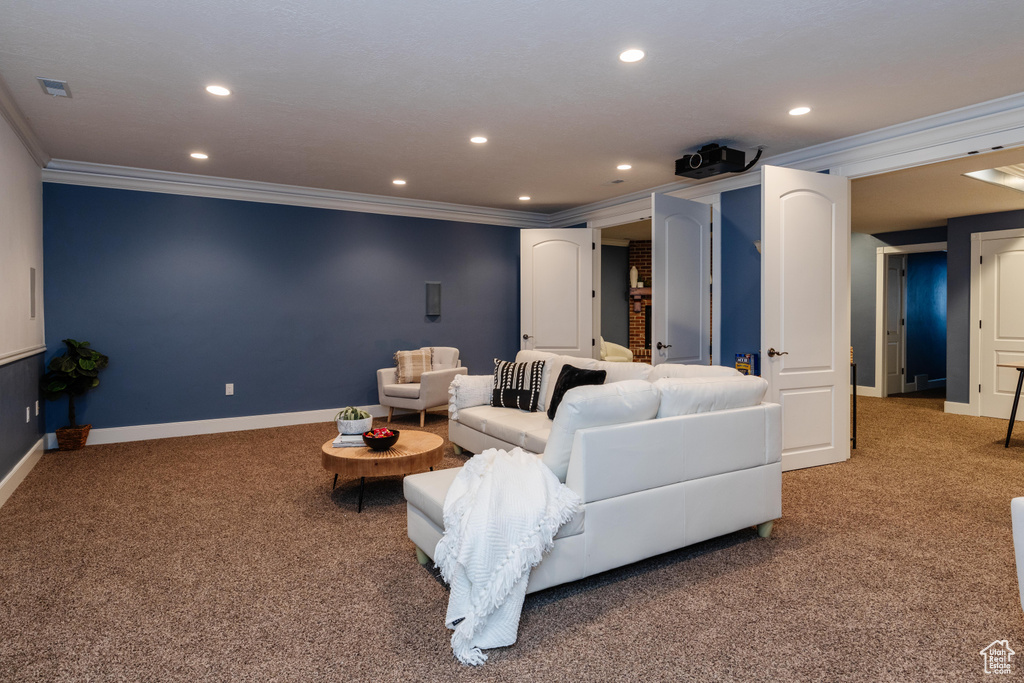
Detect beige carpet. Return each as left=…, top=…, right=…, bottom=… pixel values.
left=2, top=396, right=1023, bottom=681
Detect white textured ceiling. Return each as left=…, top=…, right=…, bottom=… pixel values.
left=3, top=0, right=1024, bottom=213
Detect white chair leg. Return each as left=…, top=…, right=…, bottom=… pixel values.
left=415, top=547, right=429, bottom=565
left=452, top=444, right=463, bottom=455
left=757, top=521, right=774, bottom=538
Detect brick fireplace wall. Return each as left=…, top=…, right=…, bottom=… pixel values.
left=628, top=240, right=652, bottom=363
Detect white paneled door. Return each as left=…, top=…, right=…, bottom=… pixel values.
left=884, top=254, right=906, bottom=396
left=521, top=228, right=593, bottom=357
left=980, top=236, right=1024, bottom=420
left=651, top=193, right=711, bottom=366
left=762, top=166, right=851, bottom=471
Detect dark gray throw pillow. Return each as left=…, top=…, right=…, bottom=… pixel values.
left=547, top=365, right=608, bottom=420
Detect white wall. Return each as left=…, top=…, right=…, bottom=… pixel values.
left=0, top=113, right=44, bottom=363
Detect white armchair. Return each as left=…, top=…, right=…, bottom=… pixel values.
left=600, top=336, right=634, bottom=363
left=377, top=346, right=468, bottom=427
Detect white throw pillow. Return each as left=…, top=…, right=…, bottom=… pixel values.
left=654, top=375, right=768, bottom=418
left=542, top=380, right=660, bottom=482
left=648, top=364, right=741, bottom=381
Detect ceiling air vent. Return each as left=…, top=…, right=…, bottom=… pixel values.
left=37, top=77, right=71, bottom=98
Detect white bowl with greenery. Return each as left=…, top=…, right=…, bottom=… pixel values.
left=336, top=406, right=373, bottom=435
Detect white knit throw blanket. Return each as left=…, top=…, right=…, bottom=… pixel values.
left=434, top=447, right=581, bottom=665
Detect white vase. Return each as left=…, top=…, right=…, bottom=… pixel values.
left=337, top=417, right=373, bottom=435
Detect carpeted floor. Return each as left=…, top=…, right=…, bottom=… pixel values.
left=2, top=395, right=1023, bottom=681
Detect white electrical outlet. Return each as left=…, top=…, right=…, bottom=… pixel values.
left=226, top=383, right=234, bottom=396
left=35, top=400, right=39, bottom=416
left=26, top=407, right=30, bottom=423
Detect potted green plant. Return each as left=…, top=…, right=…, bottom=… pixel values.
left=335, top=406, right=373, bottom=435
left=40, top=338, right=109, bottom=451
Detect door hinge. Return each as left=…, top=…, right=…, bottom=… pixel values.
left=901, top=368, right=905, bottom=375
left=901, top=318, right=905, bottom=326
left=592, top=338, right=595, bottom=346
left=979, top=319, right=983, bottom=329
left=980, top=255, right=984, bottom=265
left=980, top=383, right=983, bottom=393
left=592, top=290, right=595, bottom=298
left=592, top=242, right=596, bottom=250
left=901, top=270, right=906, bottom=276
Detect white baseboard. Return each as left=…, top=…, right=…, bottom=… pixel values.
left=944, top=401, right=977, bottom=416
left=44, top=403, right=393, bottom=449
left=0, top=438, right=45, bottom=509
left=855, top=385, right=882, bottom=397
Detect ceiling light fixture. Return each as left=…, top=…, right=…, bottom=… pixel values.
left=519, top=196, right=531, bottom=201
left=393, top=179, right=407, bottom=185
left=190, top=152, right=209, bottom=159
left=789, top=106, right=811, bottom=116
left=206, top=85, right=231, bottom=96
left=617, top=164, right=632, bottom=170
left=470, top=136, right=487, bottom=144
left=619, top=49, right=645, bottom=63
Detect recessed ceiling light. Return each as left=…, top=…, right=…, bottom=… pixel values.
left=190, top=152, right=208, bottom=159
left=519, top=196, right=531, bottom=201
left=470, top=136, right=487, bottom=144
left=789, top=106, right=811, bottom=116
left=617, top=164, right=632, bottom=170
left=206, top=85, right=231, bottom=97
left=619, top=49, right=645, bottom=63
left=393, top=179, right=407, bottom=185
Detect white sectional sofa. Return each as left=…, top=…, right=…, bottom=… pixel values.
left=404, top=351, right=782, bottom=594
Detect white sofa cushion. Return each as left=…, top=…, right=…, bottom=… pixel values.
left=404, top=467, right=584, bottom=539
left=594, top=360, right=652, bottom=383
left=455, top=405, right=552, bottom=451
left=542, top=380, right=661, bottom=482
left=383, top=383, right=420, bottom=399
left=654, top=375, right=768, bottom=418
left=649, top=364, right=741, bottom=381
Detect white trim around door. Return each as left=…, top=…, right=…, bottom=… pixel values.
left=872, top=242, right=947, bottom=398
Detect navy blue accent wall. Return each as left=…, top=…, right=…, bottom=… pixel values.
left=946, top=209, right=1024, bottom=403
left=905, top=251, right=947, bottom=382
left=719, top=185, right=761, bottom=371
left=600, top=245, right=629, bottom=347
left=0, top=354, right=45, bottom=479
left=43, top=185, right=521, bottom=431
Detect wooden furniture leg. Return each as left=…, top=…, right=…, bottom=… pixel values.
left=419, top=410, right=425, bottom=427
left=387, top=407, right=394, bottom=421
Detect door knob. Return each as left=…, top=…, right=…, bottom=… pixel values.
left=522, top=334, right=534, bottom=340
left=767, top=347, right=789, bottom=357
left=656, top=342, right=672, bottom=350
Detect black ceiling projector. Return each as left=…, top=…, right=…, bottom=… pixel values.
left=675, top=144, right=747, bottom=179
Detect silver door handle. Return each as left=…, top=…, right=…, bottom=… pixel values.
left=656, top=342, right=672, bottom=350
left=767, top=347, right=789, bottom=357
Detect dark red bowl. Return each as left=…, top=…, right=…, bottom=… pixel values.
left=362, top=429, right=399, bottom=451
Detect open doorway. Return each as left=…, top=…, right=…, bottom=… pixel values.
left=598, top=219, right=651, bottom=363
left=879, top=246, right=948, bottom=398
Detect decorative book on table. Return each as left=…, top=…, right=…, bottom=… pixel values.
left=332, top=433, right=365, bottom=448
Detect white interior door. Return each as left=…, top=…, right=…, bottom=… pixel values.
left=884, top=254, right=906, bottom=396
left=652, top=193, right=711, bottom=366
left=980, top=236, right=1024, bottom=419
left=762, top=166, right=851, bottom=471
left=521, top=228, right=593, bottom=357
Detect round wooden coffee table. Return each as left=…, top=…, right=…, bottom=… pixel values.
left=321, top=430, right=444, bottom=512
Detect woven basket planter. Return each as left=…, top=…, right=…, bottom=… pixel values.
left=55, top=424, right=91, bottom=451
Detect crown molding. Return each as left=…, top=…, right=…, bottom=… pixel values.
left=36, top=90, right=1024, bottom=230
left=0, top=75, right=50, bottom=167
left=41, top=160, right=551, bottom=229
left=551, top=90, right=1024, bottom=227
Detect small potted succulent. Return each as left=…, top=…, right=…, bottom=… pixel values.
left=40, top=338, right=109, bottom=451
left=335, top=406, right=373, bottom=435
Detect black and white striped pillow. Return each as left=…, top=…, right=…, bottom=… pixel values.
left=491, top=359, right=546, bottom=412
